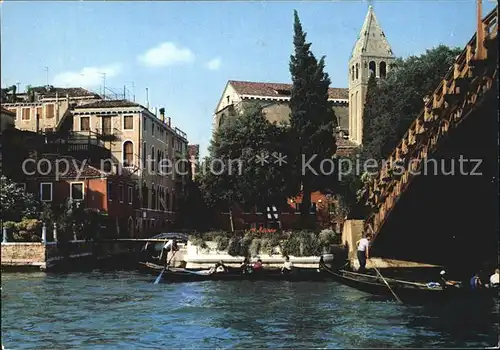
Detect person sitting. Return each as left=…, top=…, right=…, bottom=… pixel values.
left=241, top=257, right=252, bottom=274
left=470, top=272, right=483, bottom=290
left=252, top=259, right=263, bottom=273
left=439, top=270, right=461, bottom=289
left=208, top=260, right=227, bottom=274
left=489, top=268, right=499, bottom=288
left=281, top=255, right=293, bottom=274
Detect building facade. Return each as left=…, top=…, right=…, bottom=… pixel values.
left=2, top=86, right=101, bottom=133
left=72, top=100, right=189, bottom=236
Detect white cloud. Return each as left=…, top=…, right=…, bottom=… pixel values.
left=205, top=57, right=221, bottom=71
left=52, top=64, right=122, bottom=87
left=138, top=42, right=195, bottom=67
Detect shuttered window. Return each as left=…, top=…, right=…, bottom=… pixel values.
left=45, top=104, right=55, bottom=119
left=22, top=108, right=31, bottom=120
left=81, top=117, right=90, bottom=131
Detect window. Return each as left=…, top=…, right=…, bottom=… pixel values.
left=151, top=121, right=155, bottom=136
left=40, top=183, right=53, bottom=202
left=128, top=186, right=133, bottom=204
left=380, top=61, right=387, bottom=79
left=36, top=107, right=43, bottom=119
left=157, top=149, right=161, bottom=171
left=70, top=182, right=84, bottom=201
left=151, top=146, right=155, bottom=172
left=143, top=117, right=147, bottom=131
left=119, top=183, right=124, bottom=202
left=166, top=189, right=170, bottom=211
left=22, top=107, right=31, bottom=120
left=102, top=116, right=112, bottom=135
left=351, top=65, right=355, bottom=81
left=8, top=108, right=17, bottom=120
left=142, top=142, right=147, bottom=168
left=81, top=117, right=90, bottom=131
left=123, top=141, right=134, bottom=167
left=369, top=61, right=376, bottom=76
left=45, top=104, right=55, bottom=119
left=108, top=181, right=114, bottom=201
left=142, top=183, right=149, bottom=208
left=124, top=115, right=133, bottom=130
left=355, top=63, right=359, bottom=80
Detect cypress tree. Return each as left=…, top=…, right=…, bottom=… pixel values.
left=289, top=10, right=336, bottom=228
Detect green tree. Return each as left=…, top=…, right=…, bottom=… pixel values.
left=362, top=45, right=462, bottom=164
left=289, top=10, right=337, bottom=227
left=199, top=104, right=291, bottom=231
left=0, top=176, right=40, bottom=223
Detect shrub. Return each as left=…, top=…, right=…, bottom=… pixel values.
left=189, top=235, right=207, bottom=249
left=227, top=237, right=241, bottom=256
left=215, top=235, right=230, bottom=251
left=249, top=238, right=261, bottom=257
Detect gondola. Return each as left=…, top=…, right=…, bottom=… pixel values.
left=140, top=262, right=331, bottom=283
left=319, top=261, right=499, bottom=303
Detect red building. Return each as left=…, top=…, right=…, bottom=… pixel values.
left=21, top=154, right=138, bottom=237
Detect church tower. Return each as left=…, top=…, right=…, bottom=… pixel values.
left=348, top=5, right=395, bottom=145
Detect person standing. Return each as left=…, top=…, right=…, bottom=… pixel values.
left=356, top=233, right=370, bottom=273
left=489, top=268, right=499, bottom=287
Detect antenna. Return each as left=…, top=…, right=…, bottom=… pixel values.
left=132, top=81, right=135, bottom=102
left=44, top=67, right=49, bottom=87
left=101, top=73, right=106, bottom=99
left=145, top=88, right=149, bottom=109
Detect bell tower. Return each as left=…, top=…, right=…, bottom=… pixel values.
left=348, top=5, right=395, bottom=145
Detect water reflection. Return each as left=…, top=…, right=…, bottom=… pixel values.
left=1, top=271, right=498, bottom=348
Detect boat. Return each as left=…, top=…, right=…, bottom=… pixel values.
left=140, top=262, right=331, bottom=283
left=319, top=261, right=499, bottom=303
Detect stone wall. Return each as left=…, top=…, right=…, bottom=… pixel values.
left=1, top=240, right=132, bottom=271
left=1, top=243, right=47, bottom=269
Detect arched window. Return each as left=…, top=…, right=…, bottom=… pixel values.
left=151, top=146, right=155, bottom=172
left=123, top=141, right=133, bottom=167
left=355, top=63, right=359, bottom=80
left=351, top=65, right=355, bottom=81
left=379, top=61, right=387, bottom=78
left=369, top=61, right=376, bottom=76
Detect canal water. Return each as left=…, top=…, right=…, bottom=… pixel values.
left=1, top=271, right=498, bottom=349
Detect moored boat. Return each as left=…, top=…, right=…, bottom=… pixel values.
left=319, top=260, right=499, bottom=303
left=140, top=262, right=331, bottom=283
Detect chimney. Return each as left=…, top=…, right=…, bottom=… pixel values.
left=159, top=108, right=165, bottom=122
left=166, top=116, right=171, bottom=127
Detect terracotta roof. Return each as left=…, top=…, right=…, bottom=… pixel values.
left=31, top=86, right=100, bottom=99
left=336, top=137, right=358, bottom=148
left=24, top=154, right=107, bottom=180
left=74, top=99, right=141, bottom=109
left=229, top=80, right=348, bottom=100
left=1, top=106, right=16, bottom=116
left=188, top=144, right=200, bottom=157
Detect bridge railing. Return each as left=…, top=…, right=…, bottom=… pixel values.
left=364, top=4, right=498, bottom=238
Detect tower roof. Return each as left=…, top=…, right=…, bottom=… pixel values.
left=351, top=5, right=394, bottom=59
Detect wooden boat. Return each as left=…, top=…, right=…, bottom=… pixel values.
left=319, top=262, right=499, bottom=303
left=140, top=262, right=331, bottom=283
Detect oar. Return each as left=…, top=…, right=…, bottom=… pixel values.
left=153, top=240, right=168, bottom=285
left=373, top=266, right=402, bottom=303
left=153, top=267, right=165, bottom=285
left=153, top=243, right=178, bottom=285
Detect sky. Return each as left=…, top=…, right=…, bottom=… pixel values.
left=1, top=1, right=496, bottom=158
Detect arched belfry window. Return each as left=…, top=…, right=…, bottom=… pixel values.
left=351, top=65, right=355, bottom=81
left=369, top=61, right=376, bottom=76
left=355, top=63, right=359, bottom=80
left=380, top=61, right=387, bottom=79
left=123, top=141, right=133, bottom=167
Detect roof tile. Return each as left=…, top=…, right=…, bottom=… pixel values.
left=229, top=80, right=348, bottom=100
